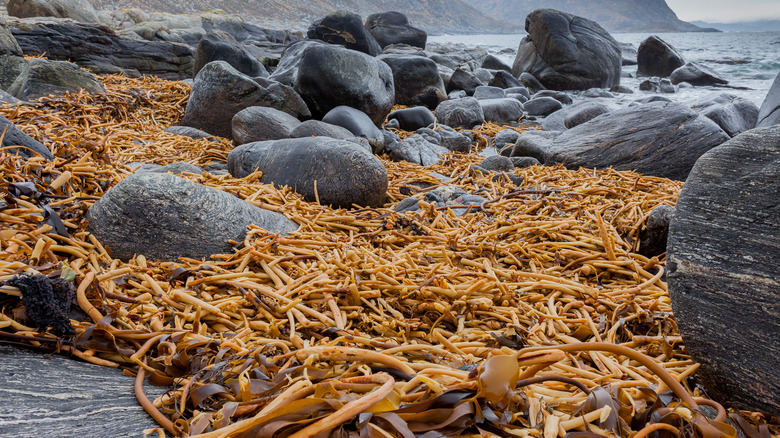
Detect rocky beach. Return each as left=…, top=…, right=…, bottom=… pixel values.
left=0, top=1, right=778, bottom=437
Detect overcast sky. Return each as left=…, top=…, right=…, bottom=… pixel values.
left=666, top=0, right=780, bottom=23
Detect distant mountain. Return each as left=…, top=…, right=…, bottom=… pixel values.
left=462, top=0, right=706, bottom=33
left=86, top=0, right=521, bottom=35
left=692, top=20, right=780, bottom=32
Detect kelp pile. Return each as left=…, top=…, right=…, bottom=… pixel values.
left=0, top=75, right=777, bottom=438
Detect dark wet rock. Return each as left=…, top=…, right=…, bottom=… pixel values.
left=639, top=77, right=676, bottom=93
left=382, top=43, right=426, bottom=56
left=425, top=42, right=488, bottom=71
left=637, top=35, right=685, bottom=78
left=149, top=162, right=204, bottom=175
left=534, top=90, right=573, bottom=105
left=87, top=172, right=297, bottom=261
left=670, top=61, right=728, bottom=86
left=480, top=155, right=514, bottom=172
left=757, top=72, right=780, bottom=128
left=488, top=70, right=523, bottom=89
left=181, top=61, right=309, bottom=138
left=0, top=115, right=53, bottom=160
left=618, top=42, right=637, bottom=66
left=0, top=54, right=28, bottom=90
left=446, top=67, right=483, bottom=96
left=164, top=126, right=219, bottom=142
left=512, top=9, right=622, bottom=91
left=382, top=129, right=400, bottom=153
left=582, top=89, right=614, bottom=98
left=295, top=44, right=394, bottom=126
left=7, top=0, right=99, bottom=23
left=518, top=72, right=545, bottom=93
left=232, top=106, right=302, bottom=144
left=434, top=96, right=485, bottom=129
left=638, top=204, right=674, bottom=258
left=510, top=130, right=559, bottom=161
left=308, top=10, right=381, bottom=56
left=524, top=96, right=562, bottom=116
left=633, top=95, right=672, bottom=105
left=692, top=94, right=759, bottom=137
left=193, top=33, right=268, bottom=79
left=289, top=119, right=355, bottom=141
left=379, top=54, right=446, bottom=109
left=481, top=54, right=511, bottom=72
left=609, top=85, right=633, bottom=94
left=667, top=125, right=780, bottom=416
left=448, top=90, right=467, bottom=100
left=9, top=21, right=194, bottom=79
left=386, top=106, right=434, bottom=131
left=504, top=86, right=531, bottom=100
left=545, top=101, right=730, bottom=180
left=322, top=106, right=384, bottom=153
left=510, top=156, right=541, bottom=168
left=416, top=126, right=471, bottom=153
left=494, top=128, right=522, bottom=154
left=473, top=85, right=505, bottom=100
left=390, top=133, right=449, bottom=165
left=473, top=68, right=494, bottom=84
left=365, top=11, right=426, bottom=49
left=267, top=40, right=325, bottom=86
left=7, top=58, right=103, bottom=100
left=479, top=98, right=524, bottom=123
left=564, top=103, right=611, bottom=128
left=228, top=137, right=387, bottom=207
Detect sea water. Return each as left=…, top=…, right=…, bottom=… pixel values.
left=429, top=31, right=780, bottom=106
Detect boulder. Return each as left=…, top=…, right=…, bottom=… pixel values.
left=757, top=72, right=780, bottom=128
left=524, top=97, right=562, bottom=117
left=533, top=90, right=573, bottom=105
left=481, top=54, right=511, bottom=72
left=670, top=61, right=728, bottom=86
left=294, top=44, right=394, bottom=126
left=489, top=70, right=523, bottom=89
left=228, top=137, right=388, bottom=207
left=434, top=97, right=485, bottom=129
left=564, top=103, right=612, bottom=128
left=307, top=10, right=381, bottom=56
left=164, top=126, right=218, bottom=142
left=480, top=155, right=514, bottom=172
left=667, top=125, right=780, bottom=416
left=0, top=54, right=28, bottom=90
left=510, top=130, right=559, bottom=161
left=87, top=172, right=298, bottom=261
left=148, top=162, right=204, bottom=175
left=510, top=156, right=541, bottom=168
left=7, top=0, right=99, bottom=23
left=378, top=54, right=446, bottom=109
left=511, top=9, right=622, bottom=90
left=232, top=106, right=302, bottom=144
left=446, top=68, right=483, bottom=96
left=479, top=98, right=524, bottom=123
left=386, top=106, right=435, bottom=132
left=289, top=120, right=355, bottom=141
left=505, top=86, right=530, bottom=100
left=0, top=17, right=23, bottom=56
left=639, top=77, right=676, bottom=93
left=365, top=11, right=426, bottom=49
left=322, top=106, right=384, bottom=152
left=181, top=61, right=309, bottom=138
left=416, top=126, right=471, bottom=153
left=473, top=85, right=505, bottom=100
left=7, top=58, right=103, bottom=100
left=390, top=133, right=449, bottom=166
left=518, top=72, right=545, bottom=93
left=618, top=42, right=637, bottom=66
left=692, top=94, right=759, bottom=137
left=582, top=89, right=614, bottom=98
left=473, top=68, right=494, bottom=84
left=267, top=40, right=325, bottom=86
left=193, top=33, right=267, bottom=79
left=0, top=115, right=53, bottom=160
left=638, top=204, right=674, bottom=258
left=493, top=128, right=522, bottom=154
left=637, top=36, right=685, bottom=78
left=544, top=101, right=730, bottom=180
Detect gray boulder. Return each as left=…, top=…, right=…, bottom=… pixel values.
left=390, top=133, right=449, bottom=166
left=294, top=44, right=394, bottom=126
left=757, top=71, right=780, bottom=128
left=693, top=94, right=759, bottom=137
left=416, top=126, right=471, bottom=153
left=0, top=16, right=22, bottom=56
left=524, top=97, right=562, bottom=116
left=494, top=128, right=522, bottom=155
left=473, top=85, right=505, bottom=100
left=148, top=162, right=204, bottom=175
left=479, top=98, right=524, bottom=123
left=667, top=125, right=780, bottom=416
left=7, top=58, right=104, bottom=100
left=87, top=172, right=298, bottom=261
left=564, top=103, right=612, bottom=129
left=228, top=137, right=388, bottom=208
left=7, top=0, right=99, bottom=23
left=307, top=10, right=382, bottom=56
left=164, top=126, right=218, bottom=142
left=446, top=68, right=483, bottom=96
left=232, top=106, right=302, bottom=145
left=379, top=54, right=446, bottom=109
left=322, top=106, right=384, bottom=152
left=481, top=54, right=511, bottom=72
left=0, top=55, right=28, bottom=90
left=289, top=120, right=355, bottom=140
left=510, top=130, right=559, bottom=161
left=489, top=70, right=523, bottom=89
left=365, top=11, right=426, bottom=49
left=267, top=40, right=325, bottom=86
left=670, top=61, right=728, bottom=86
left=519, top=72, right=545, bottom=93
left=0, top=115, right=53, bottom=160
left=386, top=106, right=435, bottom=131
left=618, top=42, right=637, bottom=66
left=193, top=33, right=268, bottom=79
left=434, top=97, right=485, bottom=129
left=637, top=36, right=685, bottom=78
left=534, top=90, right=573, bottom=105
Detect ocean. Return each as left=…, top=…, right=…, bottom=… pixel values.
left=428, top=31, right=780, bottom=106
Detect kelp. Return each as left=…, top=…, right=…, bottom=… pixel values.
left=0, top=74, right=777, bottom=438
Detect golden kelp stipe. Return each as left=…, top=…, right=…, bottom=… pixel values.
left=0, top=75, right=776, bottom=438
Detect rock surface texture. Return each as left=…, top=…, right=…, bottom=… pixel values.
left=757, top=71, right=780, bottom=128
left=637, top=35, right=685, bottom=77
left=7, top=57, right=104, bottom=100
left=365, top=11, right=426, bottom=49
left=7, top=0, right=99, bottom=23
left=667, top=125, right=780, bottom=416
left=307, top=10, right=381, bottom=56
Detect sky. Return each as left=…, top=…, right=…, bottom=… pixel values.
left=666, top=0, right=780, bottom=23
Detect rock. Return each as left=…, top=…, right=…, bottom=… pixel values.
left=322, top=106, right=384, bottom=152
left=480, top=155, right=514, bottom=172
left=667, top=125, right=780, bottom=416
left=425, top=42, right=488, bottom=71
left=0, top=17, right=23, bottom=56
left=289, top=120, right=355, bottom=141
left=228, top=137, right=387, bottom=207
left=164, top=126, right=218, bottom=142
left=267, top=40, right=325, bottom=86
left=378, top=54, right=446, bottom=109
left=10, top=21, right=194, bottom=79
left=0, top=54, right=28, bottom=90
left=149, top=162, right=204, bottom=175
left=489, top=70, right=523, bottom=89
left=416, top=126, right=471, bottom=153
left=390, top=133, right=450, bottom=166
left=295, top=44, right=394, bottom=126
left=524, top=97, right=562, bottom=116
left=692, top=94, right=759, bottom=137
left=544, top=101, right=730, bottom=180
left=481, top=54, right=511, bottom=72
left=510, top=156, right=541, bottom=168
left=504, top=86, right=530, bottom=100
left=510, top=130, right=559, bottom=161
left=473, top=68, right=494, bottom=84
left=181, top=61, right=309, bottom=138
left=473, top=85, right=505, bottom=100
left=670, top=61, right=728, bottom=86
left=193, top=33, right=267, bottom=79
left=307, top=10, right=381, bottom=56
left=582, top=89, right=614, bottom=98
left=87, top=172, right=297, bottom=261
left=479, top=98, right=524, bottom=123
left=637, top=35, right=685, bottom=78
left=386, top=106, right=434, bottom=131
left=365, top=11, right=426, bottom=49
left=434, top=97, right=485, bottom=129
left=633, top=95, right=672, bottom=105
left=618, top=42, right=637, bottom=66
left=564, top=103, right=611, bottom=128
left=493, top=128, right=522, bottom=154
left=7, top=58, right=103, bottom=100
left=757, top=72, right=780, bottom=128
left=609, top=85, right=633, bottom=94
left=232, top=106, right=302, bottom=144
left=638, top=204, right=674, bottom=258
left=533, top=90, right=573, bottom=105
left=7, top=0, right=99, bottom=23
left=448, top=90, right=467, bottom=100
left=511, top=9, right=622, bottom=90
left=0, top=115, right=53, bottom=160
left=518, top=72, right=545, bottom=93
left=0, top=88, right=21, bottom=104
left=639, top=77, right=676, bottom=93
left=446, top=68, right=483, bottom=96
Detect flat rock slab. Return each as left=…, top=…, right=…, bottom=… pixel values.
left=0, top=345, right=165, bottom=437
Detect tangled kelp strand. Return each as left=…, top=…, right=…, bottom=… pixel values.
left=0, top=75, right=777, bottom=438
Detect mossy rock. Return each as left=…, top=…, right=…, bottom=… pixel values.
left=7, top=58, right=105, bottom=100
